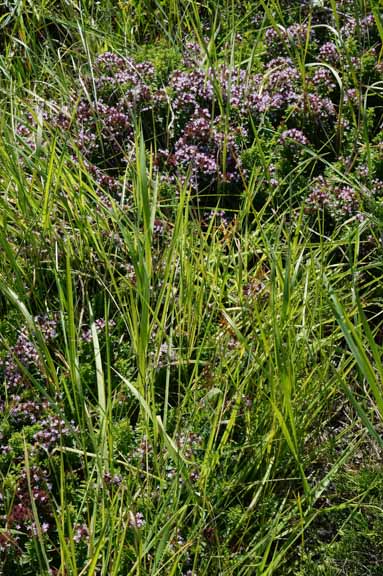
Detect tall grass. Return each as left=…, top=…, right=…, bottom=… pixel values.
left=1, top=1, right=383, bottom=574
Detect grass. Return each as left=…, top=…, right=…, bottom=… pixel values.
left=1, top=0, right=383, bottom=574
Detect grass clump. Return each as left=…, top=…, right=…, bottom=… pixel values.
left=1, top=1, right=383, bottom=575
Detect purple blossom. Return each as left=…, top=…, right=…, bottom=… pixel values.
left=306, top=176, right=331, bottom=209
left=81, top=317, right=115, bottom=342
left=319, top=42, right=340, bottom=64
left=334, top=184, right=358, bottom=214
left=1, top=316, right=58, bottom=391
left=73, top=523, right=89, bottom=543
left=103, top=472, right=122, bottom=486
left=33, top=415, right=73, bottom=452
left=30, top=521, right=50, bottom=536
left=280, top=129, right=309, bottom=146
left=182, top=40, right=204, bottom=68
left=306, top=176, right=359, bottom=217
left=344, top=88, right=360, bottom=105
left=286, top=23, right=313, bottom=47
left=129, top=511, right=145, bottom=529
left=312, top=67, right=336, bottom=91
left=360, top=14, right=376, bottom=33
left=303, top=93, right=336, bottom=118
left=371, top=179, right=383, bottom=195
left=38, top=16, right=382, bottom=222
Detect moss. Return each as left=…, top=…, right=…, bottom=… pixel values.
left=134, top=42, right=182, bottom=83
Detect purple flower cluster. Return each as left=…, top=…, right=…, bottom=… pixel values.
left=305, top=92, right=336, bottom=120
left=280, top=128, right=309, bottom=147
left=103, top=471, right=122, bottom=486
left=306, top=176, right=360, bottom=218
left=9, top=398, right=50, bottom=426
left=319, top=42, right=339, bottom=64
left=51, top=52, right=296, bottom=196
left=39, top=2, right=381, bottom=222
left=170, top=107, right=243, bottom=188
left=175, top=431, right=203, bottom=460
left=264, top=23, right=313, bottom=55
left=312, top=67, right=337, bottom=92
left=33, top=414, right=73, bottom=451
left=0, top=466, right=53, bottom=551
left=2, top=329, right=39, bottom=388
left=73, top=523, right=89, bottom=543
left=81, top=317, right=115, bottom=343
left=129, top=511, right=145, bottom=528
left=170, top=68, right=213, bottom=113
left=182, top=40, right=205, bottom=68
left=2, top=315, right=57, bottom=391
left=1, top=398, right=73, bottom=458
left=0, top=315, right=75, bottom=461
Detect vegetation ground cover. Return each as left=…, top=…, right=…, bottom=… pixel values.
left=1, top=0, right=383, bottom=574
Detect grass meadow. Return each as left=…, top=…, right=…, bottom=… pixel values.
left=1, top=0, right=383, bottom=574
